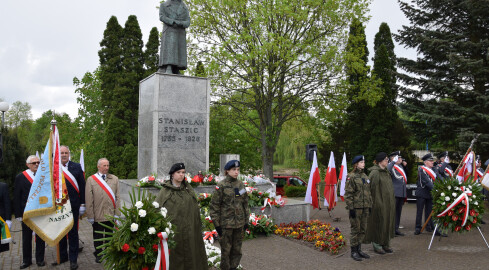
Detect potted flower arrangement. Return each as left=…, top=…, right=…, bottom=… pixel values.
left=245, top=213, right=275, bottom=239
left=274, top=220, right=346, bottom=254
left=432, top=177, right=485, bottom=233
left=136, top=173, right=165, bottom=189
left=98, top=187, right=175, bottom=270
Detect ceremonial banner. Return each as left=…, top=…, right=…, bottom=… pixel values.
left=323, top=151, right=337, bottom=210
left=0, top=217, right=11, bottom=244
left=305, top=151, right=320, bottom=209
left=338, top=153, right=347, bottom=201
left=80, top=149, right=85, bottom=179
left=23, top=125, right=74, bottom=246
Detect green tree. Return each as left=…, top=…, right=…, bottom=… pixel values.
left=396, top=0, right=489, bottom=155
left=0, top=127, right=29, bottom=200
left=104, top=15, right=144, bottom=178
left=194, top=61, right=206, bottom=77
left=4, top=101, right=32, bottom=128
left=188, top=0, right=370, bottom=177
left=144, top=27, right=160, bottom=77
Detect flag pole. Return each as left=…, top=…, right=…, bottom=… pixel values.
left=421, top=134, right=479, bottom=233
left=51, top=114, right=61, bottom=266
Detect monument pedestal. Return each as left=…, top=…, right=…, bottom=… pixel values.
left=138, top=72, right=210, bottom=178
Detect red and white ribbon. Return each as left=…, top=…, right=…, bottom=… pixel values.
left=261, top=198, right=271, bottom=212
left=203, top=230, right=218, bottom=244
left=436, top=187, right=473, bottom=226
left=155, top=232, right=169, bottom=270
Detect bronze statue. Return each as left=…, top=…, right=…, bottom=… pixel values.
left=159, top=0, right=190, bottom=74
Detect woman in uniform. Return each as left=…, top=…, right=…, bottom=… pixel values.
left=155, top=163, right=208, bottom=270
left=345, top=155, right=372, bottom=261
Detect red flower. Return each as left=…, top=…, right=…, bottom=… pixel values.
left=443, top=222, right=449, bottom=227
left=457, top=207, right=464, bottom=214
left=148, top=176, right=155, bottom=181
left=476, top=212, right=480, bottom=216
left=152, top=244, right=158, bottom=252
left=452, top=215, right=459, bottom=221
left=465, top=224, right=472, bottom=231
left=448, top=210, right=454, bottom=216
left=470, top=210, right=476, bottom=216
left=138, top=247, right=146, bottom=255
left=121, top=243, right=130, bottom=252
left=455, top=226, right=462, bottom=232
left=473, top=218, right=478, bottom=224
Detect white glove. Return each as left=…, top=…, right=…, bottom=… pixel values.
left=6, top=220, right=12, bottom=229
left=393, top=155, right=399, bottom=163
left=79, top=206, right=86, bottom=216
left=87, top=218, right=95, bottom=224
left=444, top=156, right=450, bottom=163
left=16, top=217, right=22, bottom=222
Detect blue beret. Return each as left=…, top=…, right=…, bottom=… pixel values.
left=351, top=155, right=364, bottom=165
left=224, top=160, right=240, bottom=170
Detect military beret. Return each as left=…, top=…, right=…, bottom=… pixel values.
left=351, top=155, right=365, bottom=165
left=389, top=151, right=401, bottom=158
left=437, top=151, right=448, bottom=159
left=485, top=159, right=489, bottom=167
left=169, top=162, right=185, bottom=175
left=224, top=160, right=240, bottom=170
left=375, top=152, right=388, bottom=162
left=422, top=153, right=434, bottom=161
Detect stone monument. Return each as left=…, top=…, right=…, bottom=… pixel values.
left=138, top=73, right=210, bottom=178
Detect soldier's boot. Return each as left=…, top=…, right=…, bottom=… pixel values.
left=357, top=244, right=370, bottom=259
left=351, top=246, right=363, bottom=261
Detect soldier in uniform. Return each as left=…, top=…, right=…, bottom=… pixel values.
left=344, top=155, right=372, bottom=261
left=436, top=151, right=453, bottom=179
left=209, top=160, right=249, bottom=270
left=387, top=151, right=407, bottom=236
left=414, top=153, right=446, bottom=235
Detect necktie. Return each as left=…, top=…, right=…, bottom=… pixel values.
left=102, top=175, right=106, bottom=180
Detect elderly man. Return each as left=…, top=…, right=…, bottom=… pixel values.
left=14, top=155, right=46, bottom=269
left=387, top=151, right=407, bottom=236
left=52, top=146, right=86, bottom=270
left=85, top=158, right=120, bottom=263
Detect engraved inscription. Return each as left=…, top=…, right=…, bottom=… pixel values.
left=158, top=112, right=206, bottom=149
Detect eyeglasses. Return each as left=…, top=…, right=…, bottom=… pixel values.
left=29, top=162, right=40, bottom=165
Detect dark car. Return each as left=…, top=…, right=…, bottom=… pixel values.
left=406, top=183, right=417, bottom=202
left=272, top=175, right=307, bottom=196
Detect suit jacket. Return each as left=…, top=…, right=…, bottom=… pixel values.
left=0, top=182, right=11, bottom=221
left=64, top=161, right=86, bottom=211
left=85, top=173, right=120, bottom=222
left=13, top=171, right=33, bottom=218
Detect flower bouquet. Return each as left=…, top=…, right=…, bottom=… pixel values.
left=201, top=174, right=217, bottom=186
left=245, top=213, right=275, bottom=239
left=432, top=177, right=485, bottom=233
left=136, top=174, right=165, bottom=189
left=274, top=220, right=346, bottom=254
left=198, top=193, right=213, bottom=209
left=98, top=187, right=175, bottom=270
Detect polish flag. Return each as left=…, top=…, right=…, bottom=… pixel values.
left=338, top=153, right=347, bottom=201
left=457, top=152, right=473, bottom=183
left=80, top=149, right=85, bottom=179
left=324, top=152, right=337, bottom=210
left=305, top=151, right=321, bottom=209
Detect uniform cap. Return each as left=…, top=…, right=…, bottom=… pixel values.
left=224, top=160, right=240, bottom=170
left=437, top=151, right=448, bottom=159
left=422, top=153, right=434, bottom=161
left=169, top=163, right=185, bottom=175
left=375, top=152, right=388, bottom=162
left=351, top=155, right=364, bottom=165
left=389, top=151, right=401, bottom=158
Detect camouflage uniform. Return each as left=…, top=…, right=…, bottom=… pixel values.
left=209, top=175, right=249, bottom=270
left=345, top=169, right=372, bottom=247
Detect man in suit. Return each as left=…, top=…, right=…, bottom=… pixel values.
left=0, top=181, right=12, bottom=253
left=14, top=155, right=46, bottom=268
left=52, top=146, right=85, bottom=270
left=85, top=158, right=120, bottom=263
left=387, top=151, right=407, bottom=236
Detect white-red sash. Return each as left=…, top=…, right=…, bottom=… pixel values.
left=444, top=167, right=453, bottom=177
left=394, top=165, right=407, bottom=183
left=421, top=166, right=436, bottom=181
left=91, top=174, right=116, bottom=209
left=62, top=167, right=79, bottom=193
left=155, top=232, right=170, bottom=270
left=22, top=170, right=34, bottom=184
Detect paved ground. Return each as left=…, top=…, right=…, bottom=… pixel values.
left=2, top=200, right=489, bottom=269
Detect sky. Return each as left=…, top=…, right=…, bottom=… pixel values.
left=0, top=0, right=414, bottom=120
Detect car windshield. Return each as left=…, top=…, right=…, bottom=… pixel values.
left=290, top=178, right=303, bottom=186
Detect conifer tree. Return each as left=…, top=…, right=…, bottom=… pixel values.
left=195, top=61, right=206, bottom=77
left=144, top=27, right=160, bottom=77
left=396, top=0, right=489, bottom=154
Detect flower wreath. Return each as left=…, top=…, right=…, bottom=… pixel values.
left=432, top=177, right=485, bottom=233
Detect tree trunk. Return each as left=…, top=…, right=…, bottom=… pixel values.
left=261, top=140, right=275, bottom=179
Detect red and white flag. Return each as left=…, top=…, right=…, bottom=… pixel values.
left=80, top=149, right=85, bottom=179
left=304, top=151, right=320, bottom=209
left=338, top=153, right=347, bottom=201
left=457, top=152, right=473, bottom=183
left=324, top=152, right=337, bottom=210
